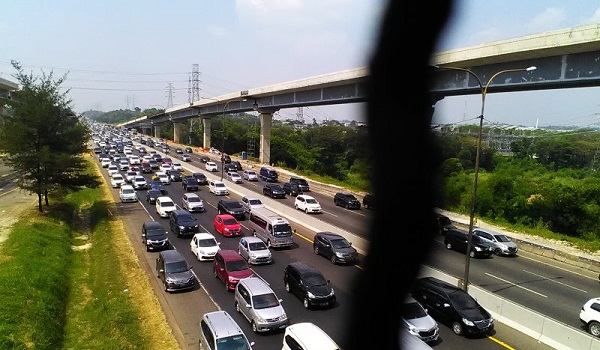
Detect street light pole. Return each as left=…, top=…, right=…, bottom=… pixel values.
left=434, top=65, right=536, bottom=291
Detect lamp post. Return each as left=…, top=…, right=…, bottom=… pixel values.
left=220, top=98, right=246, bottom=181
left=434, top=65, right=536, bottom=291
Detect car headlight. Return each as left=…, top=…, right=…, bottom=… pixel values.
left=179, top=226, right=185, bottom=230
left=307, top=291, right=316, bottom=299
left=474, top=246, right=482, bottom=251
left=462, top=318, right=475, bottom=326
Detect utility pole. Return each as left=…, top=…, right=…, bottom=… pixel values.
left=166, top=83, right=174, bottom=108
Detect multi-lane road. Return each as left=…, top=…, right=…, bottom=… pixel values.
left=90, top=135, right=593, bottom=350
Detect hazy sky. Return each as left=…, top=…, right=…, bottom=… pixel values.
left=2, top=1, right=600, bottom=126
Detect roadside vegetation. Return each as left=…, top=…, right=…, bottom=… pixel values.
left=0, top=157, right=179, bottom=350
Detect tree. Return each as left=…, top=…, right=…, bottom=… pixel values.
left=0, top=61, right=101, bottom=212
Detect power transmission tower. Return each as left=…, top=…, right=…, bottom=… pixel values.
left=190, top=64, right=201, bottom=103
left=166, top=83, right=174, bottom=108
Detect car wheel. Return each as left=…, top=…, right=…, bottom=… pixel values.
left=285, top=282, right=291, bottom=292
left=452, top=322, right=463, bottom=335
left=494, top=248, right=502, bottom=256
left=590, top=321, right=600, bottom=337
left=303, top=298, right=310, bottom=309
left=235, top=301, right=241, bottom=313
left=251, top=321, right=258, bottom=333
left=145, top=245, right=149, bottom=252
left=213, top=267, right=218, bottom=278
left=163, top=281, right=169, bottom=292
left=295, top=204, right=299, bottom=210
left=445, top=242, right=452, bottom=250
left=314, top=246, right=319, bottom=255
left=305, top=208, right=309, bottom=214
left=330, top=255, right=337, bottom=264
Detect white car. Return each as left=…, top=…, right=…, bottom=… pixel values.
left=238, top=236, right=272, bottom=265
left=155, top=196, right=177, bottom=218
left=154, top=171, right=170, bottom=185
left=132, top=176, right=148, bottom=190
left=242, top=169, right=258, bottom=181
left=128, top=155, right=141, bottom=165
left=171, top=162, right=184, bottom=172
left=118, top=159, right=130, bottom=171
left=208, top=180, right=229, bottom=196
left=160, top=163, right=172, bottom=172
left=190, top=232, right=221, bottom=261
left=110, top=173, right=126, bottom=188
left=294, top=194, right=322, bottom=214
left=580, top=297, right=600, bottom=337
left=240, top=196, right=264, bottom=213
left=205, top=161, right=218, bottom=172
left=119, top=185, right=138, bottom=203
left=181, top=193, right=205, bottom=212
left=101, top=158, right=112, bottom=168
left=227, top=172, right=243, bottom=184
left=125, top=170, right=139, bottom=183
left=107, top=164, right=119, bottom=176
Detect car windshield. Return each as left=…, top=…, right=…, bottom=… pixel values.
left=306, top=198, right=318, bottom=204
left=249, top=242, right=267, bottom=251
left=216, top=183, right=225, bottom=188
left=494, top=234, right=511, bottom=242
left=401, top=301, right=428, bottom=320
left=304, top=273, right=327, bottom=287
left=331, top=238, right=351, bottom=249
left=223, top=218, right=238, bottom=225
left=148, top=190, right=160, bottom=196
left=215, top=335, right=250, bottom=350
left=147, top=228, right=165, bottom=237
left=122, top=189, right=134, bottom=194
left=273, top=224, right=292, bottom=237
left=225, top=259, right=249, bottom=272
left=249, top=199, right=262, bottom=205
left=134, top=177, right=145, bottom=182
left=229, top=202, right=243, bottom=209
left=179, top=214, right=195, bottom=221
left=165, top=261, right=189, bottom=273
left=247, top=171, right=256, bottom=175
left=252, top=293, right=280, bottom=309
left=198, top=238, right=217, bottom=247
left=448, top=290, right=480, bottom=310
left=187, top=197, right=201, bottom=202
left=160, top=201, right=174, bottom=207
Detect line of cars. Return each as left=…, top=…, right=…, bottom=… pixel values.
left=93, top=132, right=364, bottom=348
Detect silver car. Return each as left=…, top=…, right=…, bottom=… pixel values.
left=181, top=193, right=204, bottom=213
left=472, top=228, right=518, bottom=256
left=238, top=236, right=272, bottom=265
left=234, top=277, right=288, bottom=333
left=401, top=296, right=439, bottom=344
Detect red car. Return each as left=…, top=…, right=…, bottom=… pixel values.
left=213, top=214, right=242, bottom=237
left=213, top=249, right=253, bottom=291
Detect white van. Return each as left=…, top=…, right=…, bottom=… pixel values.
left=282, top=322, right=340, bottom=350
left=247, top=207, right=293, bottom=248
left=199, top=310, right=254, bottom=350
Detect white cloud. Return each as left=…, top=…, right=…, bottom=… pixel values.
left=525, top=7, right=566, bottom=33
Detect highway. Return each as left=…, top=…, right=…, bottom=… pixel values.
left=92, top=136, right=574, bottom=350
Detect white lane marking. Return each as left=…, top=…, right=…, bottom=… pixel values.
left=484, top=272, right=548, bottom=298
left=522, top=269, right=588, bottom=293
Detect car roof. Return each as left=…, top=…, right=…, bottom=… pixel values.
left=216, top=214, right=236, bottom=220
left=287, top=261, right=321, bottom=274
left=184, top=193, right=200, bottom=198
left=193, top=232, right=216, bottom=239
left=217, top=249, right=244, bottom=260
left=156, top=196, right=173, bottom=201
left=159, top=249, right=186, bottom=262
left=316, top=231, right=343, bottom=240
left=120, top=184, right=134, bottom=189
left=238, top=276, right=272, bottom=294
left=284, top=322, right=338, bottom=350
left=242, top=236, right=263, bottom=244
left=144, top=221, right=164, bottom=229
left=297, top=194, right=315, bottom=200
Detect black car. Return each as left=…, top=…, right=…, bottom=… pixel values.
left=192, top=172, right=208, bottom=185
left=149, top=180, right=168, bottom=195
left=141, top=221, right=170, bottom=251
left=313, top=231, right=359, bottom=264
left=333, top=192, right=361, bottom=209
left=221, top=154, right=231, bottom=163
left=169, top=210, right=200, bottom=238
left=216, top=199, right=246, bottom=220
left=435, top=212, right=456, bottom=235
left=155, top=250, right=196, bottom=293
left=141, top=163, right=153, bottom=174
left=283, top=261, right=336, bottom=309
left=289, top=176, right=310, bottom=192
left=362, top=193, right=375, bottom=209
left=184, top=147, right=193, bottom=153
left=175, top=148, right=183, bottom=154
left=145, top=189, right=162, bottom=204
left=443, top=228, right=494, bottom=258
left=223, top=163, right=237, bottom=174
left=182, top=176, right=199, bottom=191
left=282, top=182, right=303, bottom=197
left=168, top=170, right=182, bottom=182
left=199, top=156, right=210, bottom=163
left=263, top=183, right=286, bottom=199
left=231, top=161, right=242, bottom=171
left=410, top=276, right=494, bottom=336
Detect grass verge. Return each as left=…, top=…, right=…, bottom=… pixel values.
left=0, top=156, right=180, bottom=350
